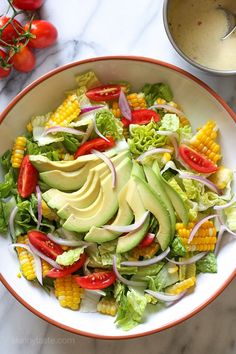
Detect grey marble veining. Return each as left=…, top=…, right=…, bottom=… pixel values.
left=0, top=0, right=235, bottom=353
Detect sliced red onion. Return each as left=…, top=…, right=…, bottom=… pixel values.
left=145, top=289, right=187, bottom=302
left=28, top=242, right=63, bottom=270
left=149, top=104, right=185, bottom=117
left=83, top=257, right=91, bottom=275
left=92, top=116, right=110, bottom=142
left=47, top=233, right=90, bottom=247
left=166, top=252, right=207, bottom=265
left=104, top=211, right=149, bottom=232
left=137, top=148, right=173, bottom=162
left=214, top=199, right=235, bottom=210
left=121, top=247, right=170, bottom=267
left=118, top=89, right=132, bottom=121
left=214, top=225, right=226, bottom=256
left=223, top=226, right=236, bottom=237
left=91, top=149, right=116, bottom=188
left=86, top=289, right=106, bottom=296
left=179, top=173, right=221, bottom=195
left=80, top=106, right=104, bottom=115
left=188, top=215, right=218, bottom=244
left=43, top=126, right=85, bottom=136
left=9, top=206, right=18, bottom=240
left=113, top=256, right=147, bottom=287
left=9, top=243, right=43, bottom=285
left=36, top=185, right=42, bottom=230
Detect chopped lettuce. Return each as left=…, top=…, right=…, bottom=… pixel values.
left=0, top=199, right=7, bottom=233
left=128, top=120, right=166, bottom=156
left=62, top=134, right=81, bottom=154
left=171, top=237, right=187, bottom=257
left=148, top=262, right=179, bottom=291
left=0, top=169, right=17, bottom=199
left=196, top=253, right=217, bottom=274
left=178, top=124, right=193, bottom=142
left=114, top=282, right=126, bottom=303
left=0, top=150, right=12, bottom=171
left=75, top=71, right=100, bottom=89
left=224, top=203, right=236, bottom=231
left=98, top=240, right=117, bottom=266
left=160, top=114, right=179, bottom=132
left=26, top=139, right=61, bottom=161
left=136, top=262, right=164, bottom=277
left=56, top=246, right=85, bottom=266
left=115, top=289, right=147, bottom=331
left=141, top=82, right=173, bottom=106
left=95, top=109, right=123, bottom=140
left=31, top=114, right=64, bottom=146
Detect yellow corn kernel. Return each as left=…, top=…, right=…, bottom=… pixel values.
left=26, top=121, right=33, bottom=132
left=97, top=297, right=118, bottom=316
left=54, top=275, right=83, bottom=310
left=161, top=152, right=172, bottom=164
left=190, top=120, right=221, bottom=164
left=42, top=260, right=52, bottom=278
left=165, top=277, right=196, bottom=295
left=168, top=101, right=178, bottom=108
left=168, top=265, right=179, bottom=274
left=127, top=92, right=147, bottom=109
left=11, top=136, right=27, bottom=168
left=111, top=101, right=121, bottom=118
left=46, top=94, right=80, bottom=127
left=179, top=116, right=190, bottom=127
left=42, top=200, right=58, bottom=221
left=129, top=242, right=159, bottom=261
left=16, top=235, right=36, bottom=281
left=155, top=97, right=166, bottom=105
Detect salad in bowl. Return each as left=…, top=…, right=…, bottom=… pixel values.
left=0, top=70, right=235, bottom=331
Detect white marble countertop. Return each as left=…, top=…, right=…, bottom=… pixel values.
left=0, top=0, right=235, bottom=353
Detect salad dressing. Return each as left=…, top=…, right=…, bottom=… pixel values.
left=168, top=0, right=236, bottom=70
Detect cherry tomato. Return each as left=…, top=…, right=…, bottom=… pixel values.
left=139, top=233, right=155, bottom=248
left=28, top=230, right=63, bottom=260
left=179, top=145, right=218, bottom=174
left=12, top=0, right=44, bottom=10
left=74, top=271, right=116, bottom=289
left=17, top=155, right=38, bottom=198
left=86, top=85, right=121, bottom=102
left=25, top=20, right=58, bottom=49
left=0, top=16, right=23, bottom=45
left=47, top=253, right=87, bottom=278
left=0, top=49, right=11, bottom=79
left=74, top=137, right=115, bottom=159
left=11, top=45, right=36, bottom=72
left=121, top=109, right=160, bottom=127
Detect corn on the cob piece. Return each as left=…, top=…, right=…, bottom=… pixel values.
left=97, top=297, right=118, bottom=316
left=165, top=276, right=196, bottom=295
left=190, top=120, right=221, bottom=164
left=176, top=221, right=217, bottom=252
left=26, top=121, right=33, bottom=132
left=129, top=242, right=159, bottom=261
left=46, top=94, right=80, bottom=128
left=11, top=137, right=27, bottom=168
left=155, top=97, right=167, bottom=105
left=42, top=260, right=52, bottom=278
left=127, top=92, right=147, bottom=110
left=179, top=116, right=190, bottom=127
left=54, top=275, right=83, bottom=310
left=42, top=200, right=58, bottom=221
left=111, top=101, right=121, bottom=118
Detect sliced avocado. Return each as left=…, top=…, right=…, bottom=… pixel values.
left=131, top=161, right=146, bottom=181
left=143, top=164, right=176, bottom=237
left=116, top=178, right=150, bottom=253
left=152, top=161, right=189, bottom=225
left=84, top=183, right=134, bottom=243
left=62, top=157, right=132, bottom=232
left=134, top=176, right=172, bottom=250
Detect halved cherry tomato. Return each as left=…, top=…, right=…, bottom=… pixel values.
left=139, top=233, right=155, bottom=248
left=86, top=85, right=121, bottom=102
left=0, top=16, right=23, bottom=45
left=179, top=145, right=218, bottom=174
left=121, top=109, right=160, bottom=127
left=0, top=49, right=11, bottom=79
left=17, top=155, right=38, bottom=198
left=74, top=137, right=115, bottom=158
left=25, top=20, right=58, bottom=49
left=47, top=253, right=87, bottom=278
left=11, top=45, right=36, bottom=72
left=28, top=230, right=63, bottom=260
left=74, top=271, right=116, bottom=289
left=12, top=0, right=44, bottom=10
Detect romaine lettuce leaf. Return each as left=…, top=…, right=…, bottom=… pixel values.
left=0, top=169, right=17, bottom=198
left=56, top=246, right=86, bottom=266
left=26, top=139, right=61, bottom=161
left=171, top=237, right=187, bottom=257
left=75, top=71, right=100, bottom=89
left=196, top=253, right=217, bottom=273
left=160, top=114, right=179, bottom=132
left=141, top=82, right=173, bottom=106
left=95, top=109, right=123, bottom=140
left=224, top=203, right=236, bottom=231
left=147, top=262, right=179, bottom=291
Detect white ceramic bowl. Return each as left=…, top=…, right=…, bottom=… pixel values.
left=0, top=56, right=235, bottom=339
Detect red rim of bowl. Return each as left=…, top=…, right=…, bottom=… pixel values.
left=0, top=55, right=236, bottom=339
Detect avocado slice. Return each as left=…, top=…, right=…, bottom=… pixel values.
left=131, top=161, right=146, bottom=181
left=116, top=178, right=150, bottom=253
left=143, top=164, right=176, bottom=237
left=152, top=161, right=189, bottom=225
left=62, top=157, right=132, bottom=232
left=134, top=176, right=173, bottom=250
left=84, top=183, right=134, bottom=243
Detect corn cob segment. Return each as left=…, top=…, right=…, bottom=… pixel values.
left=46, top=94, right=80, bottom=127
left=165, top=276, right=196, bottom=295
left=11, top=136, right=27, bottom=168
left=129, top=242, right=159, bottom=261
left=190, top=120, right=221, bottom=164
left=127, top=92, right=147, bottom=110
left=97, top=297, right=118, bottom=316
left=111, top=101, right=121, bottom=118
left=179, top=116, right=190, bottom=127
left=54, top=275, right=83, bottom=310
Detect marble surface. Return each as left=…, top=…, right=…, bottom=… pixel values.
left=0, top=0, right=235, bottom=352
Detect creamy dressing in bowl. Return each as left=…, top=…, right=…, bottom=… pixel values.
left=168, top=0, right=236, bottom=71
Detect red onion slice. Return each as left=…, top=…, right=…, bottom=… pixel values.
left=91, top=149, right=116, bottom=188
left=29, top=242, right=63, bottom=270
left=149, top=104, right=185, bottom=117
left=166, top=252, right=207, bottom=265
left=118, top=90, right=132, bottom=121
left=80, top=106, right=104, bottom=115
left=214, top=199, right=235, bottom=210
left=180, top=173, right=221, bottom=195
left=47, top=233, right=91, bottom=247
left=121, top=247, right=170, bottom=267
left=145, top=289, right=187, bottom=302
left=86, top=289, right=106, bottom=296
left=113, top=255, right=147, bottom=287
left=104, top=211, right=149, bottom=233
left=83, top=257, right=91, bottom=275
left=214, top=225, right=226, bottom=256
left=43, top=126, right=85, bottom=136
left=137, top=148, right=173, bottom=162
left=9, top=243, right=43, bottom=285
left=36, top=185, right=42, bottom=230
left=188, top=215, right=218, bottom=244
left=9, top=206, right=18, bottom=240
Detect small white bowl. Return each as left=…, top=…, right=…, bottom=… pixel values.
left=0, top=56, right=235, bottom=339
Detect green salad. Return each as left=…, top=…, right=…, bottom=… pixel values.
left=1, top=70, right=235, bottom=331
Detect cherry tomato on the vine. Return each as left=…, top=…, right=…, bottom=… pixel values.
left=25, top=20, right=58, bottom=49
left=12, top=0, right=45, bottom=10
left=0, top=16, right=23, bottom=45
left=11, top=45, right=36, bottom=72
left=0, top=49, right=11, bottom=79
